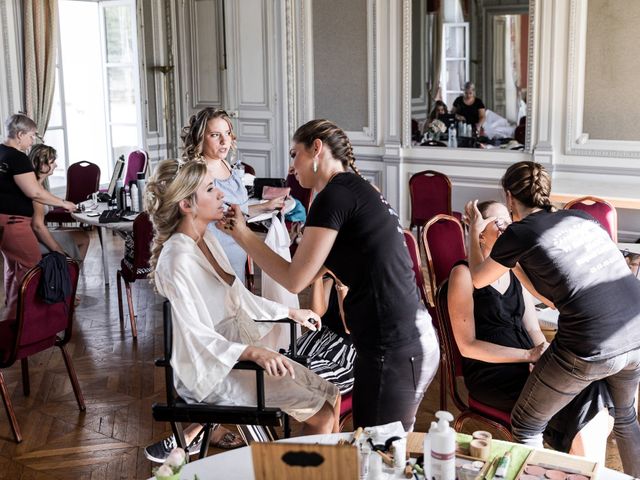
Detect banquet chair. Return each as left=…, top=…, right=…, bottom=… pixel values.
left=563, top=196, right=618, bottom=242
left=286, top=173, right=312, bottom=214
left=152, top=301, right=296, bottom=461
left=45, top=161, right=101, bottom=225
left=240, top=162, right=255, bottom=175
left=116, top=212, right=154, bottom=339
left=408, top=169, right=462, bottom=241
left=403, top=229, right=447, bottom=410
left=123, top=149, right=148, bottom=188
left=0, top=259, right=84, bottom=443
left=422, top=214, right=467, bottom=308
left=435, top=279, right=514, bottom=440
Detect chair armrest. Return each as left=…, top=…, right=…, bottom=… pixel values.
left=253, top=318, right=294, bottom=324
left=253, top=318, right=300, bottom=356
left=155, top=358, right=168, bottom=367
left=233, top=360, right=263, bottom=371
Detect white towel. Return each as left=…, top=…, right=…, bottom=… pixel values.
left=261, top=213, right=300, bottom=350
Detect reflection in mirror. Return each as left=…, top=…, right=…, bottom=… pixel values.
left=411, top=0, right=530, bottom=150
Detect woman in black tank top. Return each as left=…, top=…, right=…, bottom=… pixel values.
left=449, top=201, right=611, bottom=459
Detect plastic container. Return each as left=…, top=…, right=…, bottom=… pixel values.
left=136, top=172, right=146, bottom=211
left=130, top=183, right=139, bottom=212
left=430, top=411, right=456, bottom=480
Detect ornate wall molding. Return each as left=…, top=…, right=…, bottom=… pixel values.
left=564, top=0, right=640, bottom=158
left=401, top=0, right=412, bottom=147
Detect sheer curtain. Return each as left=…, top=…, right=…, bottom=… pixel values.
left=428, top=9, right=443, bottom=103
left=23, top=0, right=58, bottom=135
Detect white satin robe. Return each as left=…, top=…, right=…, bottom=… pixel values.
left=154, top=232, right=338, bottom=422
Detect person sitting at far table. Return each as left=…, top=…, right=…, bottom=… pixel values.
left=29, top=144, right=89, bottom=262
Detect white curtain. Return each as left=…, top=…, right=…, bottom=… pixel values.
left=23, top=0, right=58, bottom=135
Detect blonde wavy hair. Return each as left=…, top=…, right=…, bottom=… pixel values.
left=180, top=107, right=236, bottom=161
left=144, top=158, right=208, bottom=287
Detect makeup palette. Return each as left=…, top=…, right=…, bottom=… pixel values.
left=515, top=450, right=598, bottom=480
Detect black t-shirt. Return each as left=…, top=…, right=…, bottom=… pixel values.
left=453, top=96, right=485, bottom=125
left=491, top=209, right=640, bottom=360
left=0, top=144, right=35, bottom=216
left=305, top=172, right=422, bottom=353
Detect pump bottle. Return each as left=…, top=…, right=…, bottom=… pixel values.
left=430, top=411, right=456, bottom=480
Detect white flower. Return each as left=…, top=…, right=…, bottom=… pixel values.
left=429, top=119, right=447, bottom=134
left=166, top=447, right=186, bottom=468
left=155, top=464, right=174, bottom=479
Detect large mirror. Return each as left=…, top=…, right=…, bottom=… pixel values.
left=410, top=0, right=531, bottom=150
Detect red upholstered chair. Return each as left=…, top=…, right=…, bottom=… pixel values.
left=0, top=259, right=85, bottom=443
left=123, top=149, right=148, bottom=188
left=286, top=173, right=312, bottom=214
left=117, top=212, right=154, bottom=339
left=422, top=214, right=467, bottom=308
left=240, top=162, right=256, bottom=176
left=339, top=391, right=353, bottom=431
left=408, top=170, right=461, bottom=240
left=404, top=229, right=447, bottom=410
left=435, top=279, right=513, bottom=440
left=563, top=196, right=618, bottom=242
left=45, top=161, right=101, bottom=224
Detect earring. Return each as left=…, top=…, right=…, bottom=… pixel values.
left=313, top=160, right=318, bottom=173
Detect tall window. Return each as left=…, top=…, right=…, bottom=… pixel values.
left=45, top=0, right=141, bottom=188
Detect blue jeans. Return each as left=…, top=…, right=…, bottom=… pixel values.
left=511, top=342, right=640, bottom=475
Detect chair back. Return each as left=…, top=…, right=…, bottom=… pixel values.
left=403, top=230, right=429, bottom=307
left=161, top=300, right=179, bottom=405
left=241, top=162, right=256, bottom=176
left=65, top=161, right=101, bottom=203
left=563, top=196, right=618, bottom=242
left=123, top=150, right=148, bottom=187
left=434, top=279, right=467, bottom=412
left=2, top=260, right=79, bottom=367
left=132, top=212, right=154, bottom=272
left=408, top=170, right=453, bottom=230
left=286, top=173, right=312, bottom=213
left=422, top=214, right=466, bottom=306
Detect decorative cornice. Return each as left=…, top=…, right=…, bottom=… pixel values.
left=553, top=163, right=640, bottom=177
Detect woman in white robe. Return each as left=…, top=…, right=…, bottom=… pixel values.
left=145, top=159, right=340, bottom=446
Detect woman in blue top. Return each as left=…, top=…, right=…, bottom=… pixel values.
left=181, top=108, right=286, bottom=283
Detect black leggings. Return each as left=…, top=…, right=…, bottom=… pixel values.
left=352, top=330, right=439, bottom=431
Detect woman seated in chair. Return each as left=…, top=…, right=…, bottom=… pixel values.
left=143, top=158, right=339, bottom=462
left=448, top=200, right=612, bottom=462
left=29, top=144, right=89, bottom=262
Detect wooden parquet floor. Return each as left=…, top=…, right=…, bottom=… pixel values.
left=0, top=230, right=626, bottom=479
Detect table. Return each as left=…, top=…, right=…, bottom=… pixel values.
left=146, top=432, right=632, bottom=480
left=71, top=203, right=137, bottom=286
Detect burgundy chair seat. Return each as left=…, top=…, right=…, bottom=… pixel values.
left=434, top=280, right=513, bottom=440
left=0, top=259, right=84, bottom=443
left=563, top=196, right=617, bottom=242
left=409, top=170, right=456, bottom=236
left=340, top=391, right=353, bottom=417
left=468, top=395, right=512, bottom=426
left=45, top=161, right=100, bottom=225
left=117, top=212, right=154, bottom=338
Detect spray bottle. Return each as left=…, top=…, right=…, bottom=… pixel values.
left=430, top=411, right=456, bottom=480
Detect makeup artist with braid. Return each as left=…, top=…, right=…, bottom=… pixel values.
left=465, top=161, right=640, bottom=475
left=220, top=119, right=439, bottom=431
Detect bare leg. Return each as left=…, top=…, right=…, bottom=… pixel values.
left=302, top=401, right=336, bottom=435
left=569, top=408, right=613, bottom=464
left=332, top=395, right=341, bottom=433
left=68, top=230, right=90, bottom=262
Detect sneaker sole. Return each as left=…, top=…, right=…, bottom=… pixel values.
left=143, top=444, right=202, bottom=464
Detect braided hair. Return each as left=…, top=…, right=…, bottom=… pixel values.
left=292, top=119, right=362, bottom=177
left=501, top=161, right=554, bottom=211
left=144, top=158, right=208, bottom=288
left=180, top=107, right=236, bottom=161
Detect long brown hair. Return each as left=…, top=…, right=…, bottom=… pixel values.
left=293, top=119, right=362, bottom=177
left=29, top=144, right=57, bottom=179
left=501, top=161, right=553, bottom=211
left=181, top=108, right=236, bottom=161
left=144, top=159, right=208, bottom=287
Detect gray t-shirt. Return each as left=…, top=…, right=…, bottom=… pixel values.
left=491, top=209, right=640, bottom=360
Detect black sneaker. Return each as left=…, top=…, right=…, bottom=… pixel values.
left=144, top=434, right=203, bottom=463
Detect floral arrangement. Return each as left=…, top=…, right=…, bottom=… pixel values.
left=428, top=119, right=447, bottom=135
left=154, top=447, right=188, bottom=480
